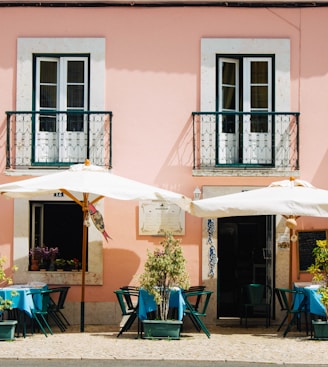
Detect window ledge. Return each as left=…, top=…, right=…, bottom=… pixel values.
left=15, top=271, right=103, bottom=286
left=192, top=168, right=300, bottom=177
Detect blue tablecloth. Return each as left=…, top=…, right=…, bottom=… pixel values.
left=0, top=283, right=47, bottom=317
left=138, top=288, right=186, bottom=321
left=294, top=283, right=326, bottom=317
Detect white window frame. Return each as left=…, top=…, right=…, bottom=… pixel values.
left=13, top=38, right=105, bottom=285
left=200, top=38, right=291, bottom=176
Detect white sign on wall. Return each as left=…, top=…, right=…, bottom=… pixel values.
left=139, top=200, right=185, bottom=236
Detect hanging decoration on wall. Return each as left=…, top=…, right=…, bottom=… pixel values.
left=88, top=203, right=112, bottom=242
left=207, top=218, right=218, bottom=278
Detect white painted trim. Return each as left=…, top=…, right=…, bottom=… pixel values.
left=201, top=38, right=290, bottom=112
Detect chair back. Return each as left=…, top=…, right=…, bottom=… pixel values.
left=114, top=289, right=138, bottom=316
left=28, top=289, right=54, bottom=313
left=120, top=286, right=139, bottom=311
left=275, top=288, right=304, bottom=312
left=184, top=290, right=213, bottom=316
left=50, top=286, right=71, bottom=311
left=245, top=284, right=266, bottom=305
left=56, top=286, right=70, bottom=310
left=183, top=286, right=206, bottom=311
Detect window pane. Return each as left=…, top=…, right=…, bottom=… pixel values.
left=39, top=114, right=56, bottom=132
left=251, top=115, right=268, bottom=133
left=67, top=113, right=84, bottom=132
left=222, top=87, right=236, bottom=110
left=67, top=86, right=84, bottom=108
left=40, top=61, right=57, bottom=83
left=222, top=63, right=236, bottom=85
left=222, top=114, right=236, bottom=133
left=251, top=86, right=268, bottom=108
left=251, top=61, right=268, bottom=84
left=67, top=61, right=84, bottom=83
left=40, top=85, right=57, bottom=108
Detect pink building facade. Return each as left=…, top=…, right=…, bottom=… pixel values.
left=1, top=0, right=328, bottom=326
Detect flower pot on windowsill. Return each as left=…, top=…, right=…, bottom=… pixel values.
left=312, top=320, right=328, bottom=340
left=0, top=320, right=18, bottom=341
left=142, top=319, right=182, bottom=340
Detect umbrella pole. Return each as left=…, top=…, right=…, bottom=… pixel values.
left=81, top=193, right=89, bottom=332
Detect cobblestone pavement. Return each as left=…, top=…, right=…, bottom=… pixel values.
left=0, top=323, right=328, bottom=365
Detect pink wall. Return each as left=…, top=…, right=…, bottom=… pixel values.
left=1, top=6, right=328, bottom=304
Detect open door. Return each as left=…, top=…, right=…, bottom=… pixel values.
left=217, top=215, right=274, bottom=318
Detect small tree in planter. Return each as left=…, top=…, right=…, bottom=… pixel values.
left=139, top=232, right=190, bottom=321
left=307, top=239, right=328, bottom=338
left=308, top=239, right=328, bottom=313
left=0, top=256, right=18, bottom=340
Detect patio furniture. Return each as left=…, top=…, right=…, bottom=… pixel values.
left=183, top=290, right=213, bottom=338
left=114, top=289, right=139, bottom=337
left=48, top=286, right=71, bottom=329
left=27, top=289, right=55, bottom=337
left=240, top=283, right=272, bottom=328
left=183, top=285, right=206, bottom=312
left=138, top=287, right=186, bottom=322
left=275, top=287, right=309, bottom=337
left=0, top=283, right=47, bottom=337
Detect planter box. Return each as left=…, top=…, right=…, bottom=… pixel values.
left=0, top=320, right=17, bottom=341
left=142, top=320, right=182, bottom=340
left=312, top=320, right=328, bottom=340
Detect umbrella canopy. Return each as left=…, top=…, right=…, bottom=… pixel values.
left=0, top=160, right=190, bottom=331
left=189, top=178, right=328, bottom=219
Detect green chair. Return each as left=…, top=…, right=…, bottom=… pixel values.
left=240, top=283, right=272, bottom=328
left=27, top=289, right=54, bottom=337
left=48, top=286, right=71, bottom=330
left=114, top=289, right=139, bottom=337
left=183, top=286, right=206, bottom=311
left=275, top=287, right=308, bottom=337
left=183, top=290, right=213, bottom=338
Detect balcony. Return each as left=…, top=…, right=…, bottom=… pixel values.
left=5, top=110, right=112, bottom=170
left=192, top=112, right=299, bottom=176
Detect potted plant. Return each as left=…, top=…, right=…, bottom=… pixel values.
left=307, top=239, right=328, bottom=339
left=55, top=258, right=66, bottom=271
left=139, top=232, right=190, bottom=339
left=0, top=256, right=18, bottom=341
left=29, top=246, right=59, bottom=271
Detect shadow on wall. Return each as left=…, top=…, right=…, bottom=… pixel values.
left=106, top=248, right=141, bottom=288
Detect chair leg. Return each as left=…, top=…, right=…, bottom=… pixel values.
left=40, top=314, right=53, bottom=335
left=186, top=312, right=201, bottom=332
left=58, top=310, right=70, bottom=326
left=192, top=313, right=211, bottom=338
left=32, top=314, right=48, bottom=337
left=277, top=314, right=288, bottom=331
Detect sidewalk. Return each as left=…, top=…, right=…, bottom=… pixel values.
left=1, top=322, right=327, bottom=365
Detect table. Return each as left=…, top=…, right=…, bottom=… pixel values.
left=138, top=288, right=186, bottom=321
left=294, top=282, right=326, bottom=317
left=0, top=283, right=47, bottom=317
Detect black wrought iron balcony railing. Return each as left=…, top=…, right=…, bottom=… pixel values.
left=192, top=112, right=299, bottom=171
left=5, top=110, right=113, bottom=169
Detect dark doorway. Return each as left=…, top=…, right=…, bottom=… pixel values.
left=217, top=215, right=271, bottom=318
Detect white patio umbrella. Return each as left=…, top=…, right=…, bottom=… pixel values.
left=189, top=177, right=328, bottom=289
left=0, top=160, right=191, bottom=331
left=190, top=178, right=328, bottom=219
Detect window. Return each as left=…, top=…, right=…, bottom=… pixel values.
left=30, top=201, right=84, bottom=270
left=199, top=38, right=291, bottom=174
left=15, top=38, right=106, bottom=168
left=217, top=56, right=273, bottom=164
left=34, top=56, right=89, bottom=163
left=13, top=38, right=105, bottom=285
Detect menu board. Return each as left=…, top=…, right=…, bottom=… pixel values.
left=139, top=200, right=185, bottom=236
left=297, top=230, right=327, bottom=271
